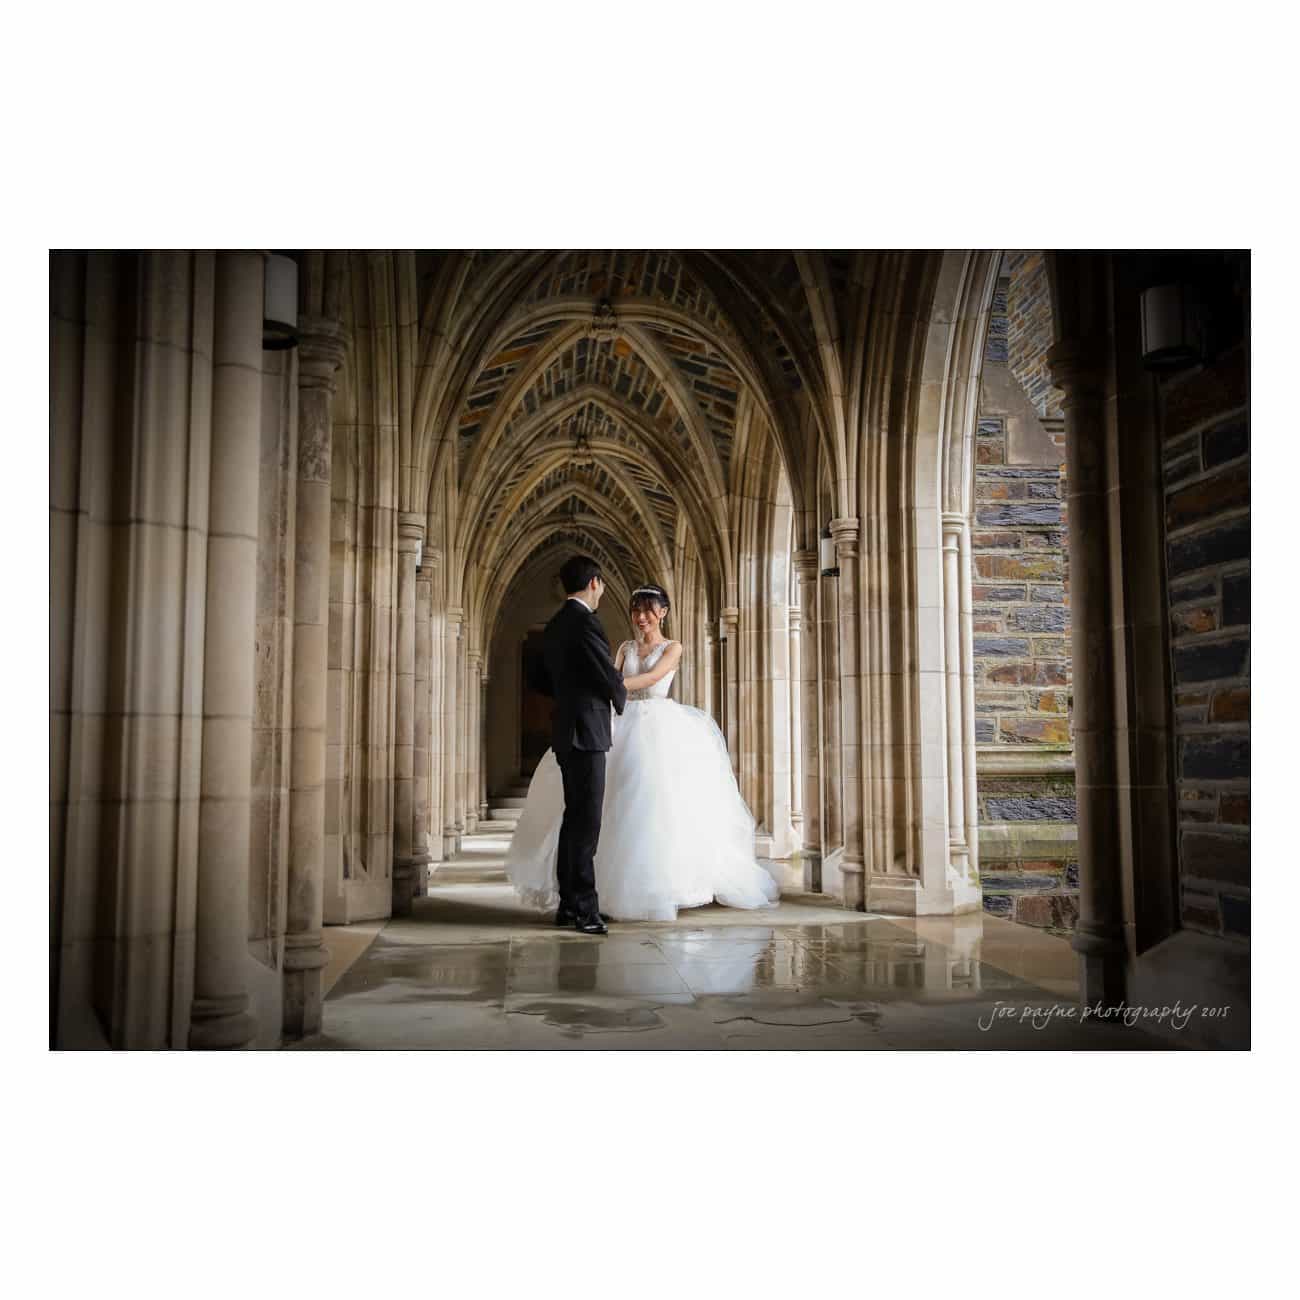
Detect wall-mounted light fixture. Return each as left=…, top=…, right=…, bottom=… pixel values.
left=819, top=529, right=839, bottom=578
left=1140, top=282, right=1204, bottom=372
left=263, top=254, right=299, bottom=351
left=717, top=616, right=728, bottom=643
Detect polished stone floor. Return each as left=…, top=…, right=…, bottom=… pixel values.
left=293, top=830, right=1176, bottom=1051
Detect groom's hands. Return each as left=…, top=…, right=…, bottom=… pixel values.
left=579, top=620, right=628, bottom=715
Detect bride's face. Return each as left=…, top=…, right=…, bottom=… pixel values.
left=631, top=601, right=665, bottom=638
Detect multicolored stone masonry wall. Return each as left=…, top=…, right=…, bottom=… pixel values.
left=1006, top=252, right=1065, bottom=419
left=1161, top=343, right=1249, bottom=941
left=977, top=773, right=1078, bottom=931
left=975, top=267, right=1077, bottom=932
left=972, top=420, right=1071, bottom=747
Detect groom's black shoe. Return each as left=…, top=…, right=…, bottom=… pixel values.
left=556, top=905, right=610, bottom=927
left=573, top=913, right=608, bottom=935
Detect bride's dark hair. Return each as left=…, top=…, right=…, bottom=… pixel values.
left=629, top=583, right=671, bottom=628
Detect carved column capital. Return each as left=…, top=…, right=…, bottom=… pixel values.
left=941, top=512, right=967, bottom=548
left=829, top=516, right=860, bottom=560
left=1045, top=336, right=1105, bottom=404
left=789, top=605, right=803, bottom=634
left=297, top=315, right=349, bottom=391
left=792, top=548, right=819, bottom=582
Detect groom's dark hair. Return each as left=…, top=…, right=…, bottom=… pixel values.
left=560, top=554, right=602, bottom=595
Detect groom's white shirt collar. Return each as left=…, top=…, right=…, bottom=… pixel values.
left=566, top=594, right=595, bottom=613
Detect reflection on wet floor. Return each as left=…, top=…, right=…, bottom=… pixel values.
left=294, top=838, right=1177, bottom=1051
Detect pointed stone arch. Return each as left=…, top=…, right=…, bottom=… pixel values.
left=840, top=249, right=1001, bottom=914
left=457, top=383, right=733, bottom=600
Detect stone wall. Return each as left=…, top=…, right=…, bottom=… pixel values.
left=1160, top=343, right=1250, bottom=940
left=1006, top=252, right=1065, bottom=419
left=976, top=766, right=1078, bottom=928
left=972, top=420, right=1070, bottom=746
left=974, top=266, right=1079, bottom=931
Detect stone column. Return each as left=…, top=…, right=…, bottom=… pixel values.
left=721, top=606, right=740, bottom=770
left=425, top=550, right=445, bottom=866
left=190, top=252, right=263, bottom=1049
left=819, top=562, right=842, bottom=862
left=788, top=604, right=803, bottom=839
left=794, top=549, right=822, bottom=890
left=478, top=665, right=490, bottom=822
left=284, top=316, right=347, bottom=1038
left=1048, top=334, right=1127, bottom=1005
left=464, top=649, right=482, bottom=833
left=413, top=566, right=433, bottom=893
left=392, top=512, right=426, bottom=915
left=958, top=521, right=980, bottom=878
left=941, top=513, right=969, bottom=874
left=703, top=625, right=716, bottom=721
left=443, top=608, right=462, bottom=856
left=323, top=413, right=355, bottom=925
left=831, top=518, right=865, bottom=910
left=456, top=639, right=470, bottom=836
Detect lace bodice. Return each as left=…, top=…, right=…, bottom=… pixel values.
left=620, top=639, right=678, bottom=700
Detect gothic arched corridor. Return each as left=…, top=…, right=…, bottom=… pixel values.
left=50, top=250, right=1250, bottom=1050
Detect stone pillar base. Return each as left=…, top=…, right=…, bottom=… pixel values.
left=798, top=849, right=822, bottom=894
left=283, top=971, right=324, bottom=1039
left=1072, top=922, right=1128, bottom=1008
left=841, top=861, right=866, bottom=911
left=392, top=852, right=434, bottom=916
left=820, top=847, right=845, bottom=901
left=412, top=853, right=432, bottom=896
left=393, top=858, right=415, bottom=917
left=865, top=874, right=984, bottom=917
left=189, top=994, right=256, bottom=1050
left=282, top=935, right=331, bottom=1039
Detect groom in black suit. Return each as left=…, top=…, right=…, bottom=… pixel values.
left=531, top=555, right=627, bottom=934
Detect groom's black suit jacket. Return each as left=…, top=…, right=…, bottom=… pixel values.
left=533, top=598, right=627, bottom=757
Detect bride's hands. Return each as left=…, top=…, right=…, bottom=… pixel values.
left=621, top=640, right=683, bottom=692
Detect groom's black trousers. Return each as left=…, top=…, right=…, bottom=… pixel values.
left=556, top=749, right=605, bottom=916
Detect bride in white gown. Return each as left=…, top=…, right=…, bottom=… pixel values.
left=505, top=583, right=780, bottom=922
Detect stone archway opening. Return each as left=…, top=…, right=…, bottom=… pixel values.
left=425, top=254, right=822, bottom=894
left=971, top=252, right=1080, bottom=934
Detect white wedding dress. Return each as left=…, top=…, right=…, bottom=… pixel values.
left=505, top=639, right=781, bottom=921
